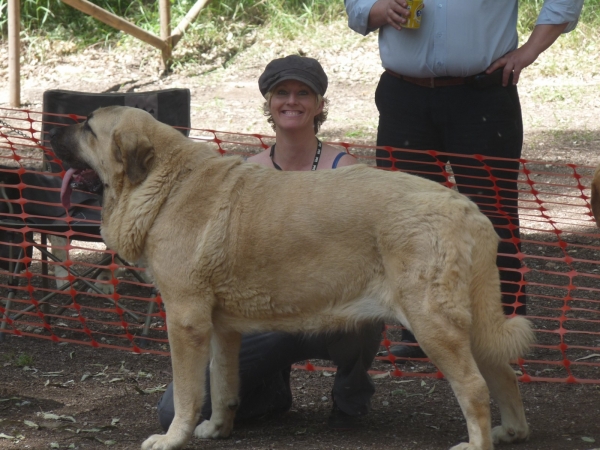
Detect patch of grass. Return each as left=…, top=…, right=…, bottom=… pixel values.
left=1, top=350, right=15, bottom=362
left=530, top=85, right=586, bottom=104
left=519, top=0, right=600, bottom=34
left=15, top=352, right=34, bottom=367
left=0, top=0, right=147, bottom=43
left=344, top=129, right=371, bottom=139
left=2, top=352, right=33, bottom=367
left=547, top=129, right=600, bottom=145
left=525, top=129, right=600, bottom=150
left=515, top=2, right=600, bottom=79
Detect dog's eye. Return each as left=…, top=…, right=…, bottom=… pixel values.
left=83, top=121, right=97, bottom=138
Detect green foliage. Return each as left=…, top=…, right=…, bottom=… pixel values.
left=0, top=0, right=153, bottom=41
left=518, top=0, right=600, bottom=33
left=0, top=0, right=345, bottom=44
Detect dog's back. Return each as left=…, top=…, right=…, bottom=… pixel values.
left=168, top=158, right=534, bottom=360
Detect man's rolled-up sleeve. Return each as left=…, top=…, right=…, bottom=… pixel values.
left=345, top=0, right=379, bottom=36
left=537, top=0, right=585, bottom=32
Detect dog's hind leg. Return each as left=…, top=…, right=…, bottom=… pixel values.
left=142, top=304, right=212, bottom=450
left=468, top=233, right=532, bottom=445
left=408, top=314, right=493, bottom=450
left=478, top=362, right=529, bottom=444
left=194, top=329, right=242, bottom=439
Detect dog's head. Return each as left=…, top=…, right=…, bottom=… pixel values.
left=50, top=106, right=157, bottom=210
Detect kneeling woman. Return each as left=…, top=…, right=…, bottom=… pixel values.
left=157, top=55, right=383, bottom=431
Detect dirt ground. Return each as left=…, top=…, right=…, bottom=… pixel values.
left=1, top=336, right=599, bottom=450
left=1, top=20, right=600, bottom=450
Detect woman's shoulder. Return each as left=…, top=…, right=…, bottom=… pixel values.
left=246, top=149, right=272, bottom=166
left=320, top=143, right=356, bottom=169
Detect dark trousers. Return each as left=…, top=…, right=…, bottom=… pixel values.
left=157, top=322, right=384, bottom=431
left=375, top=72, right=525, bottom=331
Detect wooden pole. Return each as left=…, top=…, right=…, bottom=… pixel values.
left=8, top=0, right=20, bottom=106
left=159, top=0, right=172, bottom=71
left=60, top=0, right=167, bottom=51
left=170, top=0, right=212, bottom=48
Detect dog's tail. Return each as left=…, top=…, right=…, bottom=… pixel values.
left=469, top=223, right=535, bottom=368
left=471, top=313, right=534, bottom=368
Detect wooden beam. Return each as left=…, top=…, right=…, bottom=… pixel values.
left=160, top=0, right=171, bottom=44
left=170, top=0, right=212, bottom=48
left=61, top=0, right=167, bottom=51
left=8, top=0, right=20, bottom=106
left=159, top=0, right=172, bottom=70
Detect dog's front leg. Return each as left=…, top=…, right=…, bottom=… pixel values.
left=48, top=235, right=115, bottom=295
left=142, top=306, right=212, bottom=450
left=194, top=329, right=242, bottom=439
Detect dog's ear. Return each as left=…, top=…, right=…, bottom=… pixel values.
left=591, top=166, right=600, bottom=227
left=112, top=131, right=155, bottom=185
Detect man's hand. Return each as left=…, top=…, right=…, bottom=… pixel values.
left=368, top=0, right=412, bottom=31
left=485, top=45, right=539, bottom=86
left=486, top=23, right=568, bottom=86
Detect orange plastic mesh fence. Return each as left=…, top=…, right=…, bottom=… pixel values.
left=1, top=107, right=599, bottom=383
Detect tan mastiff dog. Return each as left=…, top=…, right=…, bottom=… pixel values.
left=50, top=106, right=534, bottom=450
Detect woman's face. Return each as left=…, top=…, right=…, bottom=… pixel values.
left=268, top=80, right=323, bottom=132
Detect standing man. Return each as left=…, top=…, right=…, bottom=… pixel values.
left=345, top=0, right=584, bottom=358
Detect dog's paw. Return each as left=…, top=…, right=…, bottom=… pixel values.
left=492, top=424, right=530, bottom=444
left=141, top=433, right=184, bottom=450
left=449, top=443, right=480, bottom=450
left=194, top=419, right=233, bottom=439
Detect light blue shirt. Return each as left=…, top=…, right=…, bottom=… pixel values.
left=345, top=0, right=584, bottom=77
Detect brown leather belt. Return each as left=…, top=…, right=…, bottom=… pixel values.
left=386, top=69, right=478, bottom=88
